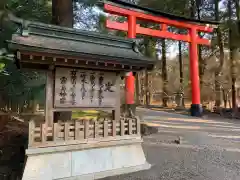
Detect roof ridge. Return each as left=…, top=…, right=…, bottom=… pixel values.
left=9, top=17, right=134, bottom=44
left=28, top=22, right=133, bottom=43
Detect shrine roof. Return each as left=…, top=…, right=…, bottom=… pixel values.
left=7, top=20, right=154, bottom=71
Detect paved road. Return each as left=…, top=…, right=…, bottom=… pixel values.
left=138, top=108, right=240, bottom=149
left=102, top=108, right=240, bottom=180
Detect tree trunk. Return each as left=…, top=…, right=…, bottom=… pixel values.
left=178, top=40, right=185, bottom=107
left=161, top=39, right=168, bottom=107
left=143, top=37, right=156, bottom=106
left=230, top=47, right=238, bottom=110
left=145, top=70, right=150, bottom=107
left=233, top=0, right=240, bottom=110
left=135, top=73, right=140, bottom=105
left=190, top=0, right=196, bottom=17
left=228, top=0, right=238, bottom=111
left=178, top=41, right=183, bottom=89
left=214, top=0, right=225, bottom=107
left=140, top=73, right=145, bottom=104
left=215, top=74, right=222, bottom=107
left=222, top=89, right=227, bottom=108
left=52, top=0, right=73, bottom=27
left=52, top=0, right=73, bottom=122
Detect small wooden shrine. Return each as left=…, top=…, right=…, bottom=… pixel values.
left=7, top=20, right=154, bottom=180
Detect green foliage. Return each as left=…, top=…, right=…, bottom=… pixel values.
left=0, top=0, right=51, bottom=108
left=5, top=0, right=52, bottom=22
left=0, top=62, right=5, bottom=71
left=139, top=0, right=190, bottom=16
left=0, top=0, right=238, bottom=107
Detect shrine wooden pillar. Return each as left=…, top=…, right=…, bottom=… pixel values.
left=115, top=75, right=121, bottom=121
left=45, top=70, right=54, bottom=126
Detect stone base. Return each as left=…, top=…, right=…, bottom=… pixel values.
left=121, top=104, right=136, bottom=116
left=190, top=104, right=203, bottom=117
left=58, top=162, right=151, bottom=180
left=22, top=140, right=150, bottom=180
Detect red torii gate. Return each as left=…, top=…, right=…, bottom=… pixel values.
left=103, top=0, right=218, bottom=117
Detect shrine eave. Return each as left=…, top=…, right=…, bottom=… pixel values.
left=102, top=0, right=220, bottom=26
left=8, top=42, right=153, bottom=72
left=6, top=20, right=155, bottom=71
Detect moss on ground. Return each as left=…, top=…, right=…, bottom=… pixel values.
left=71, top=110, right=111, bottom=120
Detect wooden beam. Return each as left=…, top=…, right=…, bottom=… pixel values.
left=114, top=76, right=121, bottom=121
left=106, top=20, right=211, bottom=45
left=104, top=4, right=214, bottom=32
left=28, top=119, right=35, bottom=147
left=27, top=135, right=142, bottom=151
left=19, top=58, right=143, bottom=72
left=45, top=70, right=54, bottom=127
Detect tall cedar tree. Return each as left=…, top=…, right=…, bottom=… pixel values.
left=52, top=0, right=73, bottom=27
left=51, top=0, right=73, bottom=123
left=214, top=0, right=225, bottom=107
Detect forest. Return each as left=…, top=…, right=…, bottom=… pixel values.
left=0, top=0, right=240, bottom=114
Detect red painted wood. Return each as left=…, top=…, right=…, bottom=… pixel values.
left=161, top=24, right=168, bottom=31
left=189, top=27, right=201, bottom=104
left=128, top=16, right=137, bottom=38
left=106, top=20, right=211, bottom=45
left=125, top=16, right=136, bottom=105
left=107, top=21, right=128, bottom=31
left=125, top=72, right=135, bottom=104
left=104, top=4, right=213, bottom=33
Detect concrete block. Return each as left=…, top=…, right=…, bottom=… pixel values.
left=22, top=141, right=150, bottom=180
left=22, top=152, right=72, bottom=180
left=72, top=148, right=113, bottom=176
left=111, top=144, right=146, bottom=168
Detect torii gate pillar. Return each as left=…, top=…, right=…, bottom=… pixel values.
left=189, top=27, right=202, bottom=116
left=125, top=15, right=136, bottom=111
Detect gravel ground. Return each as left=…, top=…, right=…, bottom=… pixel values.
left=101, top=108, right=240, bottom=180
left=102, top=135, right=240, bottom=180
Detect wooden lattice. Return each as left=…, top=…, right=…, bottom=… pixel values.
left=28, top=117, right=140, bottom=147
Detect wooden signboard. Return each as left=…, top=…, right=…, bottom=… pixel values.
left=54, top=68, right=118, bottom=108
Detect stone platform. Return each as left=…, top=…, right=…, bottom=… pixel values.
left=22, top=137, right=150, bottom=180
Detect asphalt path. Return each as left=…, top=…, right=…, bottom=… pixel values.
left=101, top=108, right=240, bottom=180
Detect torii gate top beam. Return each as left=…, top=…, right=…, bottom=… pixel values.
left=103, top=0, right=219, bottom=25
left=103, top=0, right=218, bottom=45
